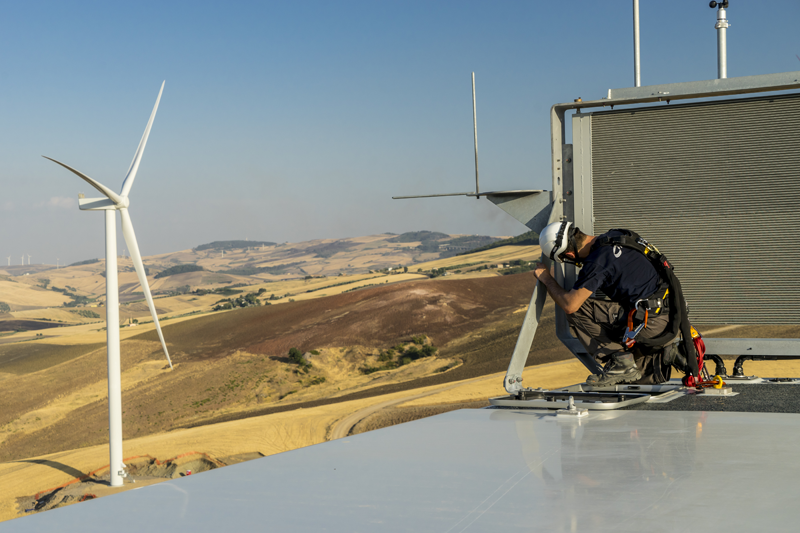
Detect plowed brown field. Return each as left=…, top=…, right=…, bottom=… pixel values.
left=0, top=273, right=572, bottom=464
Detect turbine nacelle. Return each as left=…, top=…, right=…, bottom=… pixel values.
left=78, top=196, right=130, bottom=210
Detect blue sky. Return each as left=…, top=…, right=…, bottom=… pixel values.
left=2, top=0, right=799, bottom=265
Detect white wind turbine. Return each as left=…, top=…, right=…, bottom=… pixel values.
left=43, top=81, right=172, bottom=487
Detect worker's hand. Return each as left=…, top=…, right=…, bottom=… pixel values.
left=532, top=261, right=549, bottom=281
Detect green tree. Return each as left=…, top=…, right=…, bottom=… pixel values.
left=288, top=347, right=311, bottom=372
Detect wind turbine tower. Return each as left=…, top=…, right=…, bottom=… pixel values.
left=27, top=255, right=31, bottom=265
left=43, top=81, right=172, bottom=487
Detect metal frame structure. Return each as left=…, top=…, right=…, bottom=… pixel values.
left=499, top=70, right=800, bottom=394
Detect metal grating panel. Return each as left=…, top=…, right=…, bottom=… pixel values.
left=590, top=93, right=800, bottom=325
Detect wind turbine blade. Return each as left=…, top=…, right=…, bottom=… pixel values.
left=120, top=81, right=164, bottom=198
left=42, top=156, right=123, bottom=205
left=119, top=208, right=173, bottom=369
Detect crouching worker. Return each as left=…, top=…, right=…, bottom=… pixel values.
left=532, top=221, right=692, bottom=386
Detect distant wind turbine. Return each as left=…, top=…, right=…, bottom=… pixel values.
left=27, top=254, right=31, bottom=265
left=43, top=81, right=172, bottom=487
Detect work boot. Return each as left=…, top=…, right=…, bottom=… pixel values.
left=586, top=353, right=642, bottom=386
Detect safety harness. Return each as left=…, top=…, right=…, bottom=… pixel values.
left=594, top=229, right=701, bottom=379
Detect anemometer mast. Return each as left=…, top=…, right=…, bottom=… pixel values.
left=633, top=0, right=641, bottom=87
left=634, top=2, right=731, bottom=85
left=710, top=1, right=730, bottom=79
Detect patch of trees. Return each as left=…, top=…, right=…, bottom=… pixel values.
left=360, top=336, right=438, bottom=375
left=458, top=230, right=539, bottom=256
left=304, top=278, right=363, bottom=294
left=69, top=258, right=100, bottom=266
left=50, top=286, right=93, bottom=307
left=168, top=285, right=192, bottom=296
left=500, top=260, right=535, bottom=275
left=343, top=283, right=378, bottom=293
left=193, top=240, right=276, bottom=252
left=198, top=285, right=267, bottom=299
left=121, top=265, right=149, bottom=276
left=220, top=262, right=304, bottom=276
left=70, top=309, right=100, bottom=319
left=154, top=264, right=204, bottom=279
left=212, top=290, right=264, bottom=311
left=288, top=347, right=312, bottom=373
left=306, top=241, right=355, bottom=259
left=446, top=235, right=498, bottom=248
left=0, top=302, right=10, bottom=313
left=388, top=231, right=449, bottom=243
left=428, top=268, right=448, bottom=278
left=416, top=241, right=440, bottom=253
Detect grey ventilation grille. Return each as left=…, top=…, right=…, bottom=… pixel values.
left=591, top=93, right=800, bottom=325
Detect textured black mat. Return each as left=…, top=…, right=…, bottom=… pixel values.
left=626, top=383, right=800, bottom=413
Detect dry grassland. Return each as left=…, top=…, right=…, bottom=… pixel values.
left=2, top=232, right=509, bottom=314
left=9, top=235, right=797, bottom=523
left=16, top=264, right=106, bottom=296
left=3, top=357, right=798, bottom=523
left=413, top=244, right=541, bottom=271
left=0, top=280, right=68, bottom=311
left=0, top=274, right=551, bottom=465
left=10, top=308, right=102, bottom=324
left=0, top=359, right=581, bottom=522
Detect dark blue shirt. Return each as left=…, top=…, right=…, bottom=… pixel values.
left=573, top=230, right=661, bottom=308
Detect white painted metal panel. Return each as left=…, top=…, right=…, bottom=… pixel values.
left=589, top=93, right=800, bottom=325
left=7, top=409, right=800, bottom=532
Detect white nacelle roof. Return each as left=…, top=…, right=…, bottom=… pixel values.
left=7, top=408, right=799, bottom=532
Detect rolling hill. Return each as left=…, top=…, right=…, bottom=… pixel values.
left=0, top=273, right=573, bottom=463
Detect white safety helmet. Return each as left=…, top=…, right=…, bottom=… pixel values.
left=539, top=221, right=573, bottom=263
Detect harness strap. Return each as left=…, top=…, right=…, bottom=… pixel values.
left=596, top=229, right=699, bottom=378
left=551, top=222, right=568, bottom=261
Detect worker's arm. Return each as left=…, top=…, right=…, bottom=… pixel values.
left=532, top=261, right=592, bottom=314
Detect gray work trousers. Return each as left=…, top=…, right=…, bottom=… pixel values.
left=566, top=298, right=671, bottom=366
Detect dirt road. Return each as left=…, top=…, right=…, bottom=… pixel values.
left=329, top=378, right=487, bottom=439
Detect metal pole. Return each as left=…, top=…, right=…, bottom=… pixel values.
left=715, top=5, right=729, bottom=79
left=472, top=72, right=479, bottom=198
left=633, top=0, right=641, bottom=87
left=105, top=210, right=124, bottom=487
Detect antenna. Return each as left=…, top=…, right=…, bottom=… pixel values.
left=472, top=72, right=480, bottom=199
left=633, top=0, right=641, bottom=87
left=710, top=1, right=730, bottom=79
